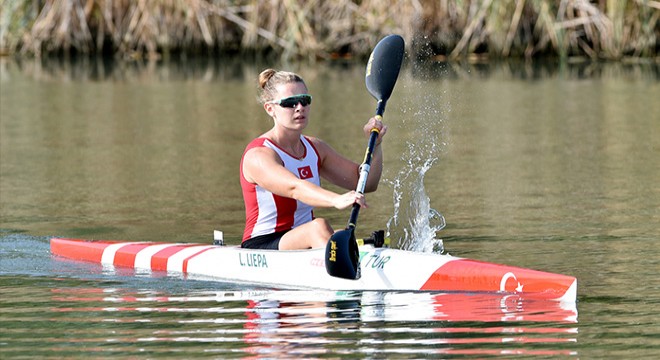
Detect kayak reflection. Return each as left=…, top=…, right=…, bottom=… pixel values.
left=49, top=287, right=578, bottom=357
left=236, top=290, right=579, bottom=357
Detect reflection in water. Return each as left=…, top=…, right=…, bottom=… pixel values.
left=47, top=287, right=577, bottom=357
left=4, top=56, right=659, bottom=83
left=3, top=56, right=258, bottom=82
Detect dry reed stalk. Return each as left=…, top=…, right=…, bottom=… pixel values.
left=503, top=0, right=526, bottom=56
left=22, top=0, right=93, bottom=56
left=312, top=0, right=358, bottom=52
left=628, top=0, right=659, bottom=57
left=282, top=0, right=320, bottom=58
left=449, top=0, right=492, bottom=59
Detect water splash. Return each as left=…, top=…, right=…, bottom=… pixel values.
left=386, top=146, right=446, bottom=253
left=386, top=73, right=448, bottom=253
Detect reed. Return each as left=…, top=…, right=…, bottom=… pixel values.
left=1, top=0, right=657, bottom=60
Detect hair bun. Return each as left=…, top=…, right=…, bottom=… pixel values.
left=258, top=69, right=277, bottom=89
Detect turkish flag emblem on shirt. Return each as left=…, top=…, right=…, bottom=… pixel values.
left=298, top=166, right=313, bottom=179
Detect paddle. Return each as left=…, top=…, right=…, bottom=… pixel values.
left=325, top=34, right=405, bottom=280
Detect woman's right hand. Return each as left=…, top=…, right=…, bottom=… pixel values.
left=333, top=191, right=367, bottom=210
left=363, top=116, right=387, bottom=144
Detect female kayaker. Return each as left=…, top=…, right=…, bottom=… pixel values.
left=240, top=69, right=386, bottom=250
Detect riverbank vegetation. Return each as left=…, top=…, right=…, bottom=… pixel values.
left=1, top=0, right=658, bottom=61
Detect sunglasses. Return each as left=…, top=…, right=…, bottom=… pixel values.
left=270, top=94, right=312, bottom=108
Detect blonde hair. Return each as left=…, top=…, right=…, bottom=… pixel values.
left=258, top=69, right=306, bottom=104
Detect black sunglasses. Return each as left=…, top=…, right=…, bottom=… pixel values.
left=270, top=94, right=312, bottom=108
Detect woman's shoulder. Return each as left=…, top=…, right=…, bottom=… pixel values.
left=246, top=136, right=268, bottom=148
left=243, top=137, right=278, bottom=161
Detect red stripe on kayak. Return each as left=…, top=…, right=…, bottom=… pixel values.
left=182, top=247, right=214, bottom=273
left=150, top=244, right=199, bottom=271
left=50, top=238, right=118, bottom=263
left=420, top=259, right=576, bottom=299
left=113, top=243, right=155, bottom=268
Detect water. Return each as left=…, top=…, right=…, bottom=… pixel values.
left=2, top=57, right=660, bottom=358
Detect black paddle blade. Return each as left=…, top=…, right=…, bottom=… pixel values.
left=365, top=34, right=405, bottom=103
left=325, top=228, right=361, bottom=280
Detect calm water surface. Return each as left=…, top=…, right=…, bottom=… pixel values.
left=1, top=57, right=659, bottom=358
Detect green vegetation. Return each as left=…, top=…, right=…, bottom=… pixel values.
left=1, top=0, right=658, bottom=60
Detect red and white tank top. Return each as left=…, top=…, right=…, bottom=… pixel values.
left=240, top=136, right=321, bottom=241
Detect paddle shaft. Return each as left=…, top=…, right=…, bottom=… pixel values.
left=346, top=101, right=386, bottom=229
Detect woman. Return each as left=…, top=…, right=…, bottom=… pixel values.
left=240, top=69, right=386, bottom=250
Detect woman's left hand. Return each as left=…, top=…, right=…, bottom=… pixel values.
left=363, top=117, right=387, bottom=145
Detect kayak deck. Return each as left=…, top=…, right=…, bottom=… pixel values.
left=50, top=237, right=577, bottom=302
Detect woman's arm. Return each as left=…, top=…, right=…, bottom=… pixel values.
left=242, top=146, right=364, bottom=209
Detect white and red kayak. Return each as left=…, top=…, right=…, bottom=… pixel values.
left=50, top=237, right=576, bottom=302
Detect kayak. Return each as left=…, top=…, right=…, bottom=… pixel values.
left=50, top=236, right=577, bottom=303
